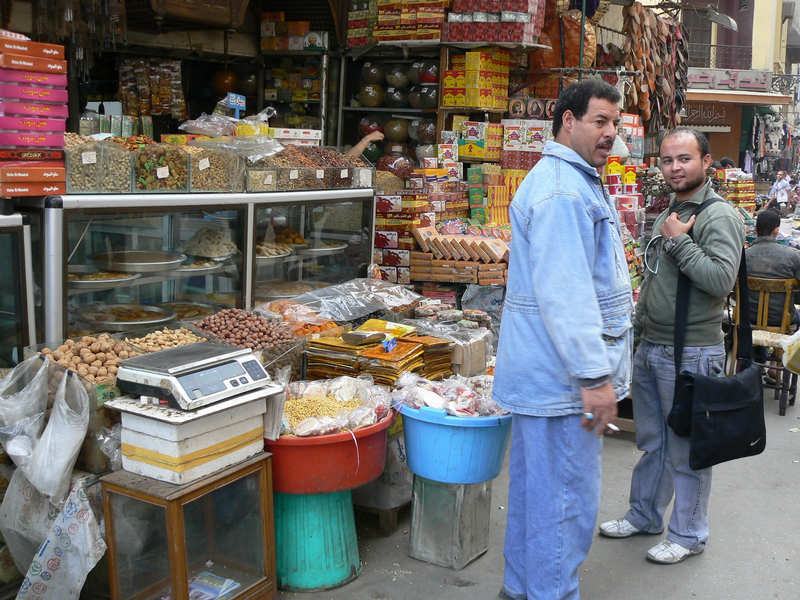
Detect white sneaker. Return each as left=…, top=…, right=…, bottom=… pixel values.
left=646, top=540, right=704, bottom=564
left=599, top=518, right=641, bottom=538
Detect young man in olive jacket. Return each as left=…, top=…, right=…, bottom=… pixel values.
left=599, top=127, right=745, bottom=564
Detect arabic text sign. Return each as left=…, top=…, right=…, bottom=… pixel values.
left=682, top=102, right=729, bottom=125
left=687, top=68, right=771, bottom=92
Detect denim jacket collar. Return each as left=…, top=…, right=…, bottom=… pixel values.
left=542, top=141, right=602, bottom=180
left=751, top=236, right=780, bottom=245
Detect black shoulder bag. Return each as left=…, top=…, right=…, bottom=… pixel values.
left=666, top=200, right=766, bottom=470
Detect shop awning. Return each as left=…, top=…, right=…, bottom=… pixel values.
left=685, top=88, right=793, bottom=105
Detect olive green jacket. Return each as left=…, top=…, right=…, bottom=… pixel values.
left=635, top=178, right=745, bottom=347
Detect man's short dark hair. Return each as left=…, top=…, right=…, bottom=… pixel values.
left=720, top=157, right=735, bottom=168
left=659, top=127, right=710, bottom=158
left=552, top=80, right=621, bottom=138
left=756, top=209, right=780, bottom=237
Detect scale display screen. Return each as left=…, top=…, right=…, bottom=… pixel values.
left=177, top=361, right=245, bottom=399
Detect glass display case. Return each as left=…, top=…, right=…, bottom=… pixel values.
left=17, top=189, right=374, bottom=345
left=0, top=212, right=36, bottom=368
left=253, top=195, right=373, bottom=305
left=102, top=453, right=275, bottom=600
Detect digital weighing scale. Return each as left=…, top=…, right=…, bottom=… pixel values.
left=116, top=342, right=275, bottom=411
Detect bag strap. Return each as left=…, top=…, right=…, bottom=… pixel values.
left=673, top=199, right=753, bottom=376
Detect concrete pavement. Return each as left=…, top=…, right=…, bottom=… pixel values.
left=278, top=397, right=800, bottom=600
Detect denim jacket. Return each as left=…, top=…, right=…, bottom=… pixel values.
left=493, top=141, right=634, bottom=416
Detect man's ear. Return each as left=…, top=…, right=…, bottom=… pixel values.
left=701, top=153, right=713, bottom=170
left=561, top=109, right=575, bottom=135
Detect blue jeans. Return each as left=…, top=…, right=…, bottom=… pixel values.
left=503, top=414, right=602, bottom=600
left=624, top=341, right=726, bottom=550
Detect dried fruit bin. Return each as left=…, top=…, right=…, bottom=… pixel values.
left=277, top=167, right=325, bottom=192
left=66, top=142, right=102, bottom=193
left=246, top=167, right=279, bottom=192
left=352, top=166, right=374, bottom=189
left=327, top=166, right=353, bottom=189
left=133, top=144, right=189, bottom=192
left=100, top=142, right=133, bottom=193
left=186, top=145, right=244, bottom=192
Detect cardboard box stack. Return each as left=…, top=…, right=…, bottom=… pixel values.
left=0, top=31, right=67, bottom=197
left=267, top=127, right=323, bottom=147
left=261, top=13, right=329, bottom=51
left=263, top=60, right=323, bottom=109
left=347, top=1, right=379, bottom=48
left=619, top=113, right=644, bottom=164
left=410, top=224, right=509, bottom=285
left=373, top=0, right=448, bottom=43
left=404, top=335, right=454, bottom=380
left=723, top=172, right=756, bottom=214
left=443, top=50, right=509, bottom=109
left=443, top=0, right=546, bottom=44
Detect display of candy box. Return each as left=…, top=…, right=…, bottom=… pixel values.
left=0, top=39, right=64, bottom=60
left=0, top=115, right=65, bottom=132
left=0, top=181, right=65, bottom=196
left=0, top=100, right=68, bottom=118
left=0, top=160, right=64, bottom=181
left=375, top=230, right=399, bottom=249
left=0, top=69, right=66, bottom=87
left=0, top=131, right=63, bottom=147
left=376, top=194, right=403, bottom=213
left=0, top=53, right=67, bottom=74
left=0, top=83, right=69, bottom=104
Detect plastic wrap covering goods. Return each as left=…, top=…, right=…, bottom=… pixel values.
left=288, top=279, right=423, bottom=323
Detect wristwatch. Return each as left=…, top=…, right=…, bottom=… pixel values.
left=663, top=235, right=679, bottom=254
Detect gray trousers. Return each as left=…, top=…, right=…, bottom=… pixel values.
left=624, top=340, right=726, bottom=550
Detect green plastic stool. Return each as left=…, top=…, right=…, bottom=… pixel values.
left=274, top=490, right=361, bottom=591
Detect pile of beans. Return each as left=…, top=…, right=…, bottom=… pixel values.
left=194, top=308, right=296, bottom=350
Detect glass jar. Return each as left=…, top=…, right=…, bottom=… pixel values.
left=78, top=110, right=100, bottom=136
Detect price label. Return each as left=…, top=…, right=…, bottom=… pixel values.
left=264, top=174, right=274, bottom=185
left=198, top=158, right=210, bottom=171
left=81, top=151, right=97, bottom=165
left=316, top=169, right=324, bottom=179
left=156, top=166, right=170, bottom=179
left=340, top=169, right=348, bottom=179
left=290, top=169, right=299, bottom=180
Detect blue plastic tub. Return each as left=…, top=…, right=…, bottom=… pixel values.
left=399, top=405, right=512, bottom=484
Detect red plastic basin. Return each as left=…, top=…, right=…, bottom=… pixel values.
left=265, top=412, right=394, bottom=494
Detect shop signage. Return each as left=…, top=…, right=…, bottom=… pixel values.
left=225, top=92, right=246, bottom=118
left=682, top=102, right=729, bottom=125
left=687, top=68, right=770, bottom=92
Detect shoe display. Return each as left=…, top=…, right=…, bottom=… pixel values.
left=646, top=539, right=704, bottom=564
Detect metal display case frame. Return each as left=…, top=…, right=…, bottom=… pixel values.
left=16, top=189, right=375, bottom=346
left=0, top=213, right=36, bottom=365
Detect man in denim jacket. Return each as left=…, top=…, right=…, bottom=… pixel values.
left=493, top=80, right=633, bottom=600
left=599, top=128, right=745, bottom=564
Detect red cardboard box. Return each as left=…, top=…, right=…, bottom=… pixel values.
left=0, top=116, right=65, bottom=132
left=0, top=83, right=68, bottom=103
left=0, top=181, right=65, bottom=196
left=0, top=53, right=67, bottom=74
left=0, top=148, right=63, bottom=160
left=0, top=101, right=69, bottom=118
left=0, top=69, right=66, bottom=87
left=0, top=39, right=64, bottom=60
left=0, top=160, right=64, bottom=182
left=0, top=131, right=63, bottom=147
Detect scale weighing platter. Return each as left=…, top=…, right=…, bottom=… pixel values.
left=116, top=342, right=274, bottom=411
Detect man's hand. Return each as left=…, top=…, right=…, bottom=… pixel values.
left=364, top=130, right=385, bottom=143
left=581, top=383, right=617, bottom=436
left=660, top=212, right=695, bottom=239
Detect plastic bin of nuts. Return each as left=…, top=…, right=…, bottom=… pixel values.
left=246, top=167, right=278, bottom=192
left=134, top=144, right=189, bottom=192
left=100, top=141, right=133, bottom=193
left=186, top=145, right=245, bottom=192
left=66, top=141, right=102, bottom=193
left=278, top=167, right=323, bottom=191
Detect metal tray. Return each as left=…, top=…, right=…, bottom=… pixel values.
left=68, top=272, right=143, bottom=290
left=297, top=241, right=348, bottom=255
left=256, top=250, right=293, bottom=263
left=156, top=301, right=217, bottom=320
left=176, top=261, right=222, bottom=274
left=78, top=304, right=177, bottom=332
left=90, top=251, right=187, bottom=273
